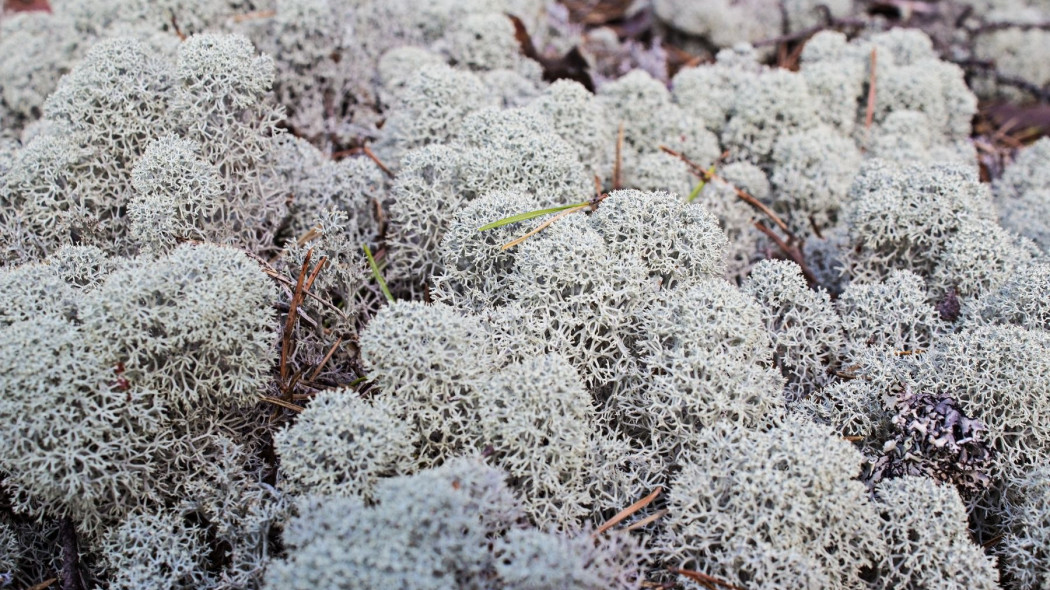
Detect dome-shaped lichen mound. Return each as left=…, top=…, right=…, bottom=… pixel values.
left=360, top=300, right=497, bottom=463
left=264, top=458, right=524, bottom=590
left=615, top=278, right=784, bottom=455
left=872, top=476, right=999, bottom=589
left=744, top=259, right=843, bottom=400
left=274, top=388, right=414, bottom=498
left=587, top=190, right=728, bottom=288
left=660, top=418, right=885, bottom=589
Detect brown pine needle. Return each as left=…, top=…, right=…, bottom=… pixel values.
left=595, top=486, right=663, bottom=536
left=981, top=534, right=1004, bottom=549
left=865, top=48, right=878, bottom=131
left=673, top=568, right=748, bottom=590
left=308, top=337, right=344, bottom=381
left=363, top=144, right=395, bottom=179
left=279, top=251, right=327, bottom=396
left=258, top=394, right=304, bottom=413
left=893, top=349, right=926, bottom=356
left=232, top=9, right=275, bottom=22
left=296, top=226, right=322, bottom=247
left=624, top=508, right=669, bottom=531
left=613, top=122, right=625, bottom=190
left=26, top=579, right=58, bottom=590
left=501, top=203, right=588, bottom=250
left=844, top=435, right=864, bottom=442
left=303, top=256, right=328, bottom=292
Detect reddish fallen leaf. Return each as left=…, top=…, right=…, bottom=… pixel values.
left=983, top=102, right=1050, bottom=141
left=4, top=0, right=50, bottom=12
left=508, top=13, right=594, bottom=91
left=562, top=0, right=635, bottom=25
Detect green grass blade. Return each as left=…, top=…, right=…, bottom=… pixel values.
left=478, top=201, right=589, bottom=231
left=362, top=243, right=394, bottom=302
left=686, top=165, right=716, bottom=202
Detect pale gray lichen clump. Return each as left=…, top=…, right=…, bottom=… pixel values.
left=995, top=137, right=1050, bottom=252
left=356, top=300, right=635, bottom=529
left=873, top=476, right=1000, bottom=589
left=4, top=0, right=1050, bottom=587
left=836, top=270, right=944, bottom=352
left=265, top=458, right=646, bottom=590
left=384, top=104, right=594, bottom=289
left=622, top=278, right=784, bottom=455
left=970, top=260, right=1050, bottom=330
left=999, top=463, right=1050, bottom=589
left=660, top=418, right=885, bottom=589
left=99, top=510, right=211, bottom=590
left=0, top=33, right=294, bottom=263
left=274, top=389, right=414, bottom=499
left=745, top=259, right=843, bottom=400
left=842, top=160, right=1028, bottom=298
left=652, top=0, right=852, bottom=49
left=0, top=242, right=277, bottom=562
left=494, top=527, right=647, bottom=590
left=265, top=459, right=523, bottom=590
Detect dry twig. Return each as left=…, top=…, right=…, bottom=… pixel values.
left=660, top=146, right=791, bottom=235
left=753, top=221, right=819, bottom=287
left=59, top=517, right=82, bottom=590
left=363, top=144, right=395, bottom=179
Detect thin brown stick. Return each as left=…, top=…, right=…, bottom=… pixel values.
left=303, top=256, right=328, bottom=293
left=170, top=15, right=187, bottom=41
left=308, top=337, right=344, bottom=381
left=27, top=579, right=58, bottom=590
left=613, top=122, right=625, bottom=190
left=260, top=267, right=346, bottom=319
left=363, top=144, right=395, bottom=179
left=661, top=146, right=792, bottom=235
left=865, top=48, right=878, bottom=131
left=594, top=486, right=663, bottom=536
left=280, top=249, right=312, bottom=386
left=231, top=9, right=275, bottom=22
left=843, top=435, right=864, bottom=442
left=674, top=568, right=747, bottom=590
left=624, top=508, right=668, bottom=531
left=258, top=394, right=304, bottom=413
left=753, top=221, right=819, bottom=288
